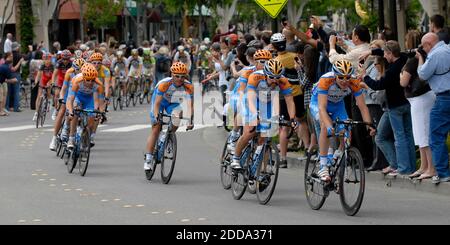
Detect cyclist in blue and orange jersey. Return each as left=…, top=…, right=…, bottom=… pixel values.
left=89, top=52, right=111, bottom=127
left=49, top=58, right=85, bottom=151
left=231, top=59, right=299, bottom=169
left=50, top=49, right=72, bottom=120
left=66, top=64, right=104, bottom=149
left=33, top=53, right=55, bottom=121
left=143, top=62, right=194, bottom=171
left=309, top=60, right=375, bottom=182
left=226, top=48, right=267, bottom=153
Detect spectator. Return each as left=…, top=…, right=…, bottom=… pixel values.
left=3, top=33, right=13, bottom=54
left=283, top=27, right=300, bottom=53
left=329, top=25, right=371, bottom=69
left=173, top=45, right=192, bottom=72
left=361, top=40, right=416, bottom=176
left=0, top=52, right=18, bottom=116
left=400, top=52, right=436, bottom=180
left=429, top=15, right=450, bottom=44
left=6, top=42, right=24, bottom=112
left=417, top=32, right=450, bottom=183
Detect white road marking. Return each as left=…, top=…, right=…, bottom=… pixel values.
left=101, top=124, right=150, bottom=132
left=0, top=125, right=36, bottom=132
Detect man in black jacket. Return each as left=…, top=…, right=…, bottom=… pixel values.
left=360, top=40, right=416, bottom=176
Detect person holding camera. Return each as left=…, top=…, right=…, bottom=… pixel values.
left=399, top=46, right=436, bottom=180
left=417, top=32, right=450, bottom=183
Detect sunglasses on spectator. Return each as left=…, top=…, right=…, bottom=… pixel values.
left=337, top=75, right=351, bottom=81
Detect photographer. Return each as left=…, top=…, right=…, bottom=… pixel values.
left=417, top=32, right=450, bottom=183
left=399, top=46, right=436, bottom=180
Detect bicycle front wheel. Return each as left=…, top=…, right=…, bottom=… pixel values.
left=304, top=151, right=327, bottom=210
left=339, top=147, right=365, bottom=216
left=78, top=129, right=91, bottom=176
left=219, top=137, right=232, bottom=189
left=231, top=147, right=250, bottom=200
left=161, top=133, right=177, bottom=184
left=256, top=143, right=279, bottom=205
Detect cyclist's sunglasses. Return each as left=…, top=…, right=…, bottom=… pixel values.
left=337, top=75, right=351, bottom=81
left=267, top=75, right=281, bottom=80
left=174, top=74, right=187, bottom=79
left=257, top=60, right=267, bottom=65
left=91, top=61, right=102, bottom=65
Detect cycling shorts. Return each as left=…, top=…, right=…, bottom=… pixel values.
left=74, top=94, right=95, bottom=117
left=149, top=99, right=182, bottom=125
left=309, top=100, right=348, bottom=136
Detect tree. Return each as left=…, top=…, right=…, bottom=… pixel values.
left=1, top=0, right=16, bottom=40
left=31, top=0, right=59, bottom=50
left=287, top=0, right=310, bottom=27
left=85, top=0, right=123, bottom=42
left=213, top=0, right=238, bottom=33
left=19, top=0, right=35, bottom=54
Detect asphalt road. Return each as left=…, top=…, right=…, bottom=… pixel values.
left=1, top=103, right=450, bottom=225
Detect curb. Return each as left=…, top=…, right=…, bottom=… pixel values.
left=286, top=152, right=450, bottom=196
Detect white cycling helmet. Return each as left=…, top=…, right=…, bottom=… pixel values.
left=177, top=45, right=185, bottom=52
left=203, top=37, right=211, bottom=45
left=270, top=33, right=286, bottom=43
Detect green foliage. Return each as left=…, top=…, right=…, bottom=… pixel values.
left=303, top=0, right=360, bottom=28
left=85, top=0, right=123, bottom=29
left=405, top=0, right=422, bottom=30
left=19, top=0, right=35, bottom=54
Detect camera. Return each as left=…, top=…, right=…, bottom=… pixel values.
left=406, top=46, right=427, bottom=59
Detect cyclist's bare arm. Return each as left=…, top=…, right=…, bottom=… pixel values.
left=153, top=95, right=163, bottom=122
left=284, top=94, right=296, bottom=120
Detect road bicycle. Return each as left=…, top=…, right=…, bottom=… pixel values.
left=230, top=116, right=293, bottom=205
left=66, top=108, right=105, bottom=176
left=304, top=119, right=371, bottom=216
left=145, top=113, right=193, bottom=184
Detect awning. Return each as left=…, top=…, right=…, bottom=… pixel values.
left=59, top=0, right=80, bottom=20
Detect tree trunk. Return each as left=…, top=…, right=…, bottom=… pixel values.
left=216, top=0, right=238, bottom=33
left=1, top=0, right=15, bottom=40
left=287, top=0, right=309, bottom=27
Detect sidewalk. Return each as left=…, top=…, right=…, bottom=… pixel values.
left=286, top=151, right=450, bottom=196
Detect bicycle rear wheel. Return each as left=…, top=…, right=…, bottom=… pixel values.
left=36, top=98, right=44, bottom=128
left=304, top=151, right=328, bottom=210
left=339, top=147, right=365, bottom=216
left=78, top=129, right=91, bottom=176
left=256, top=143, right=279, bottom=205
left=40, top=99, right=48, bottom=127
left=219, top=137, right=232, bottom=189
left=231, top=147, right=250, bottom=200
left=113, top=86, right=119, bottom=111
left=161, top=133, right=177, bottom=184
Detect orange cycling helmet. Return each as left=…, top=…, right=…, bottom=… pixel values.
left=170, top=62, right=188, bottom=75
left=82, top=64, right=98, bottom=80
left=89, top=52, right=103, bottom=62
left=253, top=49, right=272, bottom=60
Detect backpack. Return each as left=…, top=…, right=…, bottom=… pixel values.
left=157, top=55, right=171, bottom=73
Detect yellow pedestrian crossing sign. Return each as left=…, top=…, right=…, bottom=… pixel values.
left=254, top=0, right=288, bottom=19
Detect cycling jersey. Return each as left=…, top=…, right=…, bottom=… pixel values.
left=197, top=51, right=211, bottom=69
left=127, top=56, right=143, bottom=77
left=97, top=65, right=111, bottom=86
left=229, top=66, right=256, bottom=113
left=113, top=57, right=127, bottom=76
left=309, top=72, right=363, bottom=133
left=62, top=67, right=77, bottom=103
left=39, top=64, right=55, bottom=87
left=69, top=74, right=104, bottom=112
left=55, top=60, right=72, bottom=87
left=244, top=70, right=292, bottom=130
left=149, top=77, right=194, bottom=124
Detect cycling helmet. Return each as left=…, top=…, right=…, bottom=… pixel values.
left=332, top=60, right=354, bottom=77
left=61, top=49, right=72, bottom=59
left=177, top=45, right=185, bottom=52
left=89, top=52, right=103, bottom=62
left=72, top=58, right=85, bottom=70
left=131, top=49, right=139, bottom=56
left=116, top=50, right=123, bottom=57
left=170, top=62, right=188, bottom=75
left=199, top=45, right=207, bottom=51
left=264, top=59, right=284, bottom=77
left=270, top=33, right=287, bottom=51
left=74, top=50, right=83, bottom=58
left=81, top=64, right=98, bottom=80
left=253, top=49, right=272, bottom=61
